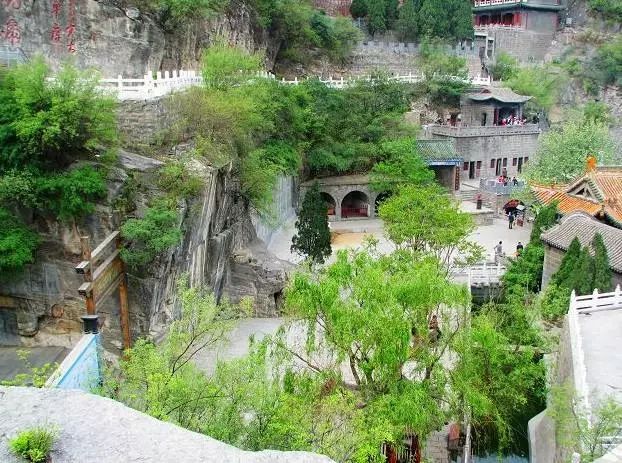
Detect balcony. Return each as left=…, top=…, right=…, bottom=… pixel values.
left=428, top=124, right=541, bottom=138
left=474, top=0, right=521, bottom=7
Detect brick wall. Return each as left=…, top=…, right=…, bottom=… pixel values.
left=491, top=27, right=556, bottom=61
left=542, top=244, right=565, bottom=289
left=432, top=131, right=539, bottom=179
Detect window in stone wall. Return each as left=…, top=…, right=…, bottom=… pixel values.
left=476, top=161, right=482, bottom=170
left=512, top=158, right=517, bottom=166
left=490, top=159, right=495, bottom=168
left=503, top=158, right=508, bottom=167
left=463, top=162, right=469, bottom=171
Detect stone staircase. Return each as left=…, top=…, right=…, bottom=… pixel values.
left=458, top=185, right=480, bottom=202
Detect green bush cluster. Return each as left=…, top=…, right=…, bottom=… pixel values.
left=587, top=0, right=622, bottom=22
left=352, top=0, right=472, bottom=42
left=0, top=59, right=117, bottom=275
left=9, top=427, right=57, bottom=463
left=120, top=200, right=183, bottom=269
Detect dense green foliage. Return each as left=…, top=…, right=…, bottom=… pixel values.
left=413, top=41, right=470, bottom=109
left=354, top=0, right=473, bottom=41
left=291, top=183, right=332, bottom=263
left=170, top=44, right=416, bottom=210
left=592, top=233, right=612, bottom=292
left=120, top=200, right=183, bottom=269
left=0, top=208, right=40, bottom=275
left=369, top=138, right=434, bottom=192
left=527, top=116, right=617, bottom=184
left=587, top=0, right=622, bottom=22
left=0, top=60, right=117, bottom=275
left=9, top=427, right=57, bottom=463
left=592, top=35, right=622, bottom=87
left=507, top=65, right=560, bottom=117
left=0, top=58, right=117, bottom=170
left=379, top=183, right=481, bottom=269
left=489, top=52, right=519, bottom=82
left=530, top=202, right=558, bottom=244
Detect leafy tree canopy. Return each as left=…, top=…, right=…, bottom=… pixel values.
left=527, top=117, right=617, bottom=184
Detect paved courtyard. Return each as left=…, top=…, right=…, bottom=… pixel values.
left=268, top=203, right=532, bottom=264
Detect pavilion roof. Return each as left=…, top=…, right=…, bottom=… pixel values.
left=540, top=212, right=622, bottom=273
left=532, top=166, right=622, bottom=226
left=416, top=139, right=462, bottom=165
left=468, top=87, right=531, bottom=104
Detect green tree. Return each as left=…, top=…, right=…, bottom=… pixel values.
left=566, top=247, right=594, bottom=295
left=369, top=138, right=435, bottom=193
left=527, top=118, right=617, bottom=184
left=417, top=0, right=449, bottom=39
left=552, top=237, right=582, bottom=287
left=502, top=243, right=546, bottom=293
left=592, top=35, right=622, bottom=86
left=591, top=232, right=612, bottom=292
left=447, top=0, right=474, bottom=40
left=120, top=200, right=183, bottom=269
left=587, top=0, right=622, bottom=22
left=414, top=41, right=470, bottom=109
left=385, top=0, right=399, bottom=29
left=291, top=183, right=332, bottom=264
left=395, top=0, right=419, bottom=41
left=201, top=41, right=263, bottom=90
left=489, top=52, right=519, bottom=81
left=349, top=0, right=368, bottom=17
left=0, top=58, right=117, bottom=171
left=367, top=0, right=387, bottom=36
left=530, top=202, right=558, bottom=244
left=378, top=183, right=481, bottom=269
left=0, top=208, right=39, bottom=275
left=507, top=65, right=560, bottom=117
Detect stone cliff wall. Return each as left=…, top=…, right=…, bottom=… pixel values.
left=0, top=0, right=273, bottom=76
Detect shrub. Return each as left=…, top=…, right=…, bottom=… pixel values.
left=120, top=200, right=182, bottom=269
left=0, top=208, right=39, bottom=274
left=9, top=427, right=57, bottom=463
left=0, top=58, right=117, bottom=171
left=201, top=41, right=263, bottom=90
left=592, top=36, right=622, bottom=86
left=587, top=0, right=622, bottom=22
left=538, top=283, right=571, bottom=322
left=489, top=52, right=519, bottom=81
left=36, top=166, right=107, bottom=222
left=158, top=160, right=204, bottom=200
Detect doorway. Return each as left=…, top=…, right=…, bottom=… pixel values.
left=495, top=158, right=502, bottom=176
left=517, top=157, right=523, bottom=174
left=469, top=161, right=476, bottom=179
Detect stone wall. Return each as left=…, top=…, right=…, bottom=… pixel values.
left=431, top=130, right=540, bottom=179
left=0, top=386, right=335, bottom=463
left=478, top=27, right=557, bottom=62
left=0, top=0, right=271, bottom=77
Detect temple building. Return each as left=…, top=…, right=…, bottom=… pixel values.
left=532, top=166, right=622, bottom=229
left=425, top=86, right=540, bottom=182
left=472, top=0, right=565, bottom=63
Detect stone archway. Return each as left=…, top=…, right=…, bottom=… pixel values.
left=374, top=192, right=391, bottom=216
left=320, top=192, right=337, bottom=217
left=341, top=191, right=369, bottom=219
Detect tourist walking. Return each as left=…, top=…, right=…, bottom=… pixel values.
left=516, top=241, right=524, bottom=256
left=508, top=211, right=515, bottom=229
left=494, top=241, right=504, bottom=264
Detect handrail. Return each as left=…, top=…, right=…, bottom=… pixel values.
left=93, top=69, right=491, bottom=100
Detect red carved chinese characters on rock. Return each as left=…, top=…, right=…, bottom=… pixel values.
left=1, top=18, right=21, bottom=46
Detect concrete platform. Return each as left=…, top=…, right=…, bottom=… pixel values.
left=0, top=346, right=69, bottom=383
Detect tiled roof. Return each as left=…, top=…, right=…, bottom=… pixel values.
left=541, top=212, right=622, bottom=273
left=468, top=87, right=531, bottom=104
left=532, top=166, right=622, bottom=226
left=416, top=139, right=462, bottom=163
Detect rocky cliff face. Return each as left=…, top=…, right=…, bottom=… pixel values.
left=0, top=0, right=274, bottom=76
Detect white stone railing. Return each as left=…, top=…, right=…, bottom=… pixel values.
left=453, top=262, right=506, bottom=285
left=567, top=285, right=622, bottom=423
left=96, top=69, right=491, bottom=100
left=473, top=0, right=521, bottom=6
left=570, top=285, right=622, bottom=314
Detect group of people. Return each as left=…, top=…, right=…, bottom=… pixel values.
left=497, top=175, right=519, bottom=186
left=500, top=115, right=527, bottom=126
left=494, top=240, right=524, bottom=263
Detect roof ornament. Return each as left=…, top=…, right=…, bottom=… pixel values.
left=586, top=154, right=597, bottom=172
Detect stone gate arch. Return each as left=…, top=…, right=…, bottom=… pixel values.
left=320, top=192, right=337, bottom=217
left=341, top=191, right=369, bottom=219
